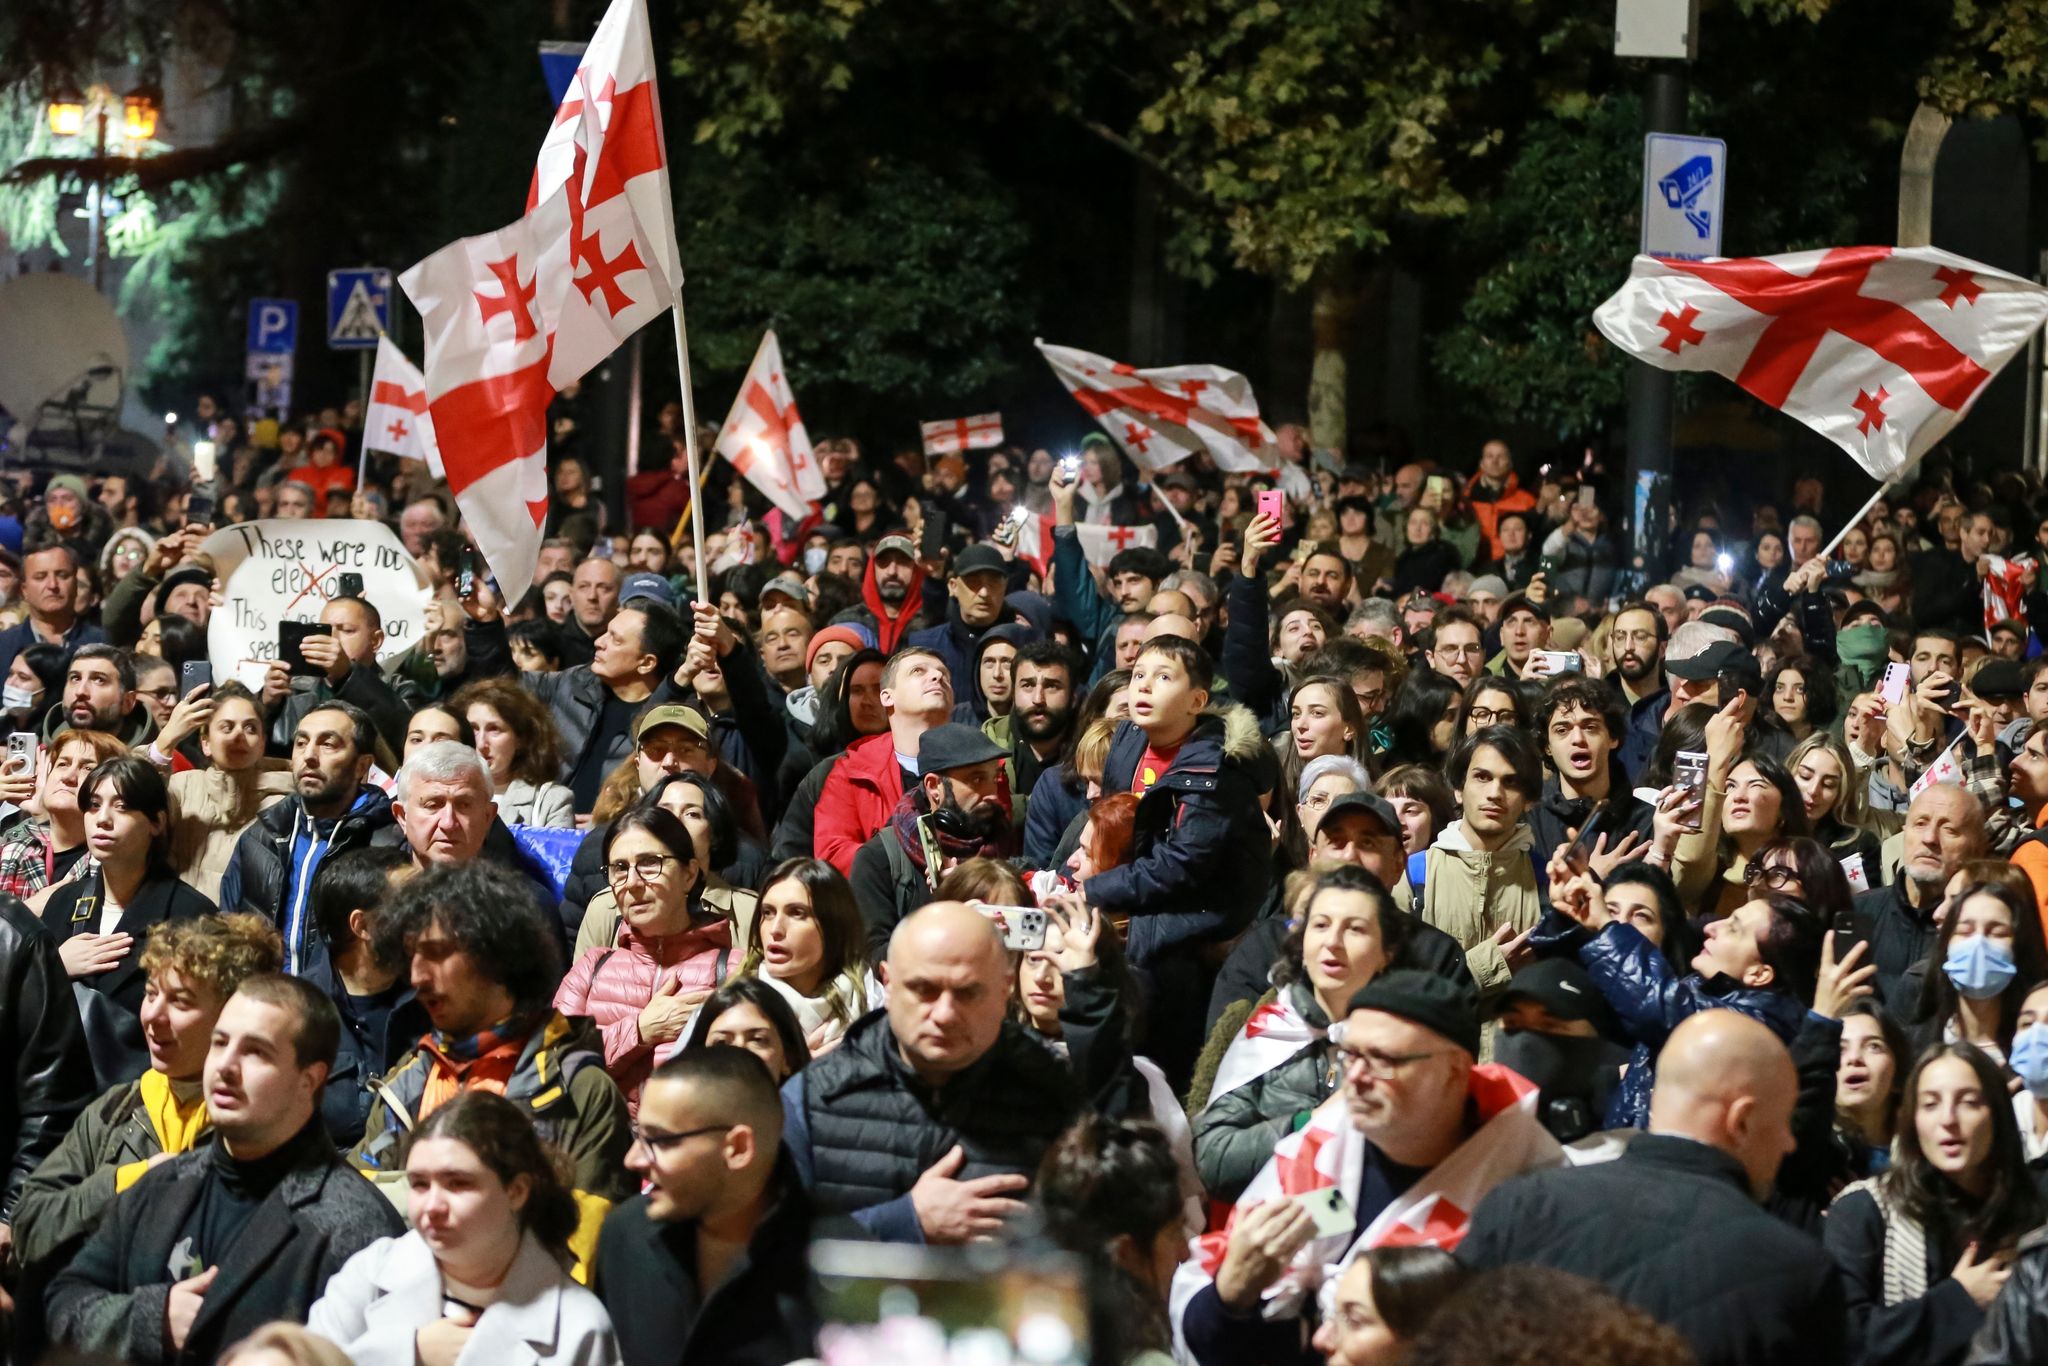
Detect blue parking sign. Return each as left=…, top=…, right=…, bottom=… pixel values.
left=246, top=299, right=298, bottom=356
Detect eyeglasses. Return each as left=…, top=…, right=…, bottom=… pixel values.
left=606, top=853, right=676, bottom=887
left=1744, top=863, right=1801, bottom=891
left=1333, top=1044, right=1449, bottom=1081
left=138, top=686, right=179, bottom=703
left=1466, top=706, right=1517, bottom=726
left=629, top=1122, right=732, bottom=1153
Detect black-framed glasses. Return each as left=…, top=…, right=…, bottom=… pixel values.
left=1333, top=1044, right=1448, bottom=1081
left=1466, top=705, right=1517, bottom=726
left=1744, top=863, right=1801, bottom=891
left=606, top=853, right=676, bottom=887
left=629, top=1122, right=732, bottom=1153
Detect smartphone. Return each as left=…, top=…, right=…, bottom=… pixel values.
left=588, top=539, right=613, bottom=561
left=1576, top=485, right=1596, bottom=508
left=279, top=621, right=332, bottom=678
left=1826, top=558, right=1854, bottom=579
left=191, top=440, right=218, bottom=485
left=1287, top=1185, right=1357, bottom=1238
left=1057, top=453, right=1082, bottom=482
left=456, top=549, right=478, bottom=601
left=184, top=489, right=216, bottom=528
left=180, top=660, right=212, bottom=696
left=1832, top=903, right=1867, bottom=961
left=920, top=509, right=951, bottom=563
left=1256, top=488, right=1284, bottom=523
left=981, top=906, right=1048, bottom=953
left=338, top=571, right=364, bottom=598
left=1532, top=650, right=1583, bottom=676
left=1714, top=552, right=1734, bottom=576
left=1879, top=662, right=1910, bottom=706
left=993, top=506, right=1029, bottom=547
left=6, top=733, right=38, bottom=776
left=1673, top=750, right=1709, bottom=833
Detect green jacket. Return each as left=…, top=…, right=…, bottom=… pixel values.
left=13, top=1078, right=206, bottom=1271
left=1189, top=981, right=1338, bottom=1204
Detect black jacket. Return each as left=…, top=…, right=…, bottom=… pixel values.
left=318, top=964, right=431, bottom=1150
left=592, top=1157, right=843, bottom=1366
left=219, top=787, right=397, bottom=981
left=1854, top=881, right=1945, bottom=1020
left=1459, top=1133, right=1847, bottom=1366
left=45, top=1120, right=405, bottom=1366
left=782, top=1009, right=1082, bottom=1240
left=1911, top=547, right=1979, bottom=635
left=1824, top=1183, right=1988, bottom=1366
left=0, top=895, right=93, bottom=1220
left=41, top=873, right=216, bottom=1090
left=1968, top=1225, right=2048, bottom=1364
left=1219, top=567, right=1288, bottom=736
left=1525, top=773, right=1655, bottom=892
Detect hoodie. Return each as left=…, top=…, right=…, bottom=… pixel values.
left=1412, top=819, right=1541, bottom=998
left=857, top=554, right=927, bottom=654
left=941, top=620, right=1043, bottom=724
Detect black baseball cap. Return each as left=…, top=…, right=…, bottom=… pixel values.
left=1319, top=791, right=1402, bottom=840
left=1492, top=959, right=1616, bottom=1035
left=952, top=545, right=1007, bottom=579
left=1664, top=639, right=1749, bottom=681
left=1346, top=970, right=1481, bottom=1058
left=1972, top=657, right=2026, bottom=700
left=917, top=723, right=1007, bottom=774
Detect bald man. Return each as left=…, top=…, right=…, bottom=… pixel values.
left=1460, top=1012, right=1846, bottom=1366
left=777, top=902, right=1088, bottom=1244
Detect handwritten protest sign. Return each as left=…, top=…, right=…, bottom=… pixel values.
left=200, top=520, right=432, bottom=689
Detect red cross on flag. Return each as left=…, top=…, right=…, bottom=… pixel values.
left=1036, top=339, right=1278, bottom=475
left=362, top=337, right=442, bottom=478
left=399, top=0, right=681, bottom=592
left=714, top=330, right=823, bottom=521
left=920, top=413, right=1005, bottom=456
left=1010, top=510, right=1157, bottom=577
left=1594, top=246, right=2048, bottom=480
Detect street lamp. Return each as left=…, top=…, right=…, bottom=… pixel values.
left=122, top=85, right=160, bottom=141
left=42, top=84, right=129, bottom=292
left=46, top=86, right=85, bottom=138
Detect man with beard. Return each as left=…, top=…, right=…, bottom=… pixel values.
left=985, top=641, right=1076, bottom=831
left=220, top=702, right=397, bottom=980
left=42, top=645, right=154, bottom=746
left=853, top=535, right=927, bottom=654
left=1611, top=603, right=1670, bottom=783
left=848, top=725, right=1013, bottom=957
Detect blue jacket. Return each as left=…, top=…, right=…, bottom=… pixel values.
left=1534, top=913, right=1807, bottom=1129
left=1083, top=706, right=1270, bottom=964
left=0, top=618, right=103, bottom=689
left=1049, top=526, right=1122, bottom=682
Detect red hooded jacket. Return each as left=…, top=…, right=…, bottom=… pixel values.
left=815, top=731, right=909, bottom=876
left=860, top=552, right=927, bottom=654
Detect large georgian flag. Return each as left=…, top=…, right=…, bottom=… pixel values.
left=921, top=413, right=1004, bottom=456
left=1037, top=340, right=1278, bottom=474
left=400, top=0, right=680, bottom=591
left=1594, top=247, right=2048, bottom=480
left=712, top=329, right=823, bottom=521
left=361, top=337, right=442, bottom=477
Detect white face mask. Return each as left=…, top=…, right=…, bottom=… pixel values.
left=2, top=684, right=35, bottom=712
left=802, top=546, right=829, bottom=576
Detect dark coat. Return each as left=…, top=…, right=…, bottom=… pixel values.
left=319, top=965, right=431, bottom=1150
left=1389, top=539, right=1464, bottom=597
left=0, top=894, right=93, bottom=1221
left=1218, top=568, right=1288, bottom=736
left=782, top=1010, right=1081, bottom=1241
left=1459, top=1134, right=1848, bottom=1366
left=218, top=787, right=396, bottom=980
left=1021, top=763, right=1089, bottom=870
left=44, top=1122, right=405, bottom=1366
left=1824, top=1184, right=1987, bottom=1366
left=848, top=822, right=934, bottom=961
left=41, top=874, right=216, bottom=1090
left=1535, top=914, right=1807, bottom=1129
left=1854, top=881, right=1944, bottom=1020
left=592, top=1158, right=841, bottom=1366
left=770, top=753, right=840, bottom=863
left=1084, top=707, right=1272, bottom=965
left=1968, top=1225, right=2048, bottom=1364
left=1525, top=774, right=1655, bottom=891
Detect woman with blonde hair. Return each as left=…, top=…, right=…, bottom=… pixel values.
left=450, top=677, right=574, bottom=829
left=1788, top=732, right=1882, bottom=886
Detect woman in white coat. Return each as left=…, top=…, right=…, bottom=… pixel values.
left=452, top=678, right=576, bottom=829
left=308, top=1092, right=618, bottom=1366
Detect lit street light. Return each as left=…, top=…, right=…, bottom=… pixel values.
left=44, top=82, right=161, bottom=293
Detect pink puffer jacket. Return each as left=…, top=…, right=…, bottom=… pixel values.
left=553, top=916, right=732, bottom=1112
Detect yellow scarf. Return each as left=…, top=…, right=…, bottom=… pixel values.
left=114, top=1070, right=209, bottom=1193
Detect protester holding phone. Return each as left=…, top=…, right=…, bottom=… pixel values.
left=0, top=729, right=127, bottom=901
left=163, top=680, right=294, bottom=899
left=266, top=594, right=412, bottom=760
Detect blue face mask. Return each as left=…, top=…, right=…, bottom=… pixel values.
left=2012, top=1025, right=2048, bottom=1099
left=1943, top=935, right=2018, bottom=1001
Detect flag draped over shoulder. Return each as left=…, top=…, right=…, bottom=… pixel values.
left=399, top=0, right=679, bottom=591
left=1037, top=339, right=1278, bottom=475
left=1593, top=246, right=2048, bottom=480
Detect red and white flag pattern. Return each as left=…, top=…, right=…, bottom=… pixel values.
left=714, top=330, right=823, bottom=521
left=1595, top=246, right=2048, bottom=481
left=920, top=413, right=1004, bottom=456
left=362, top=337, right=442, bottom=477
left=1169, top=1068, right=1559, bottom=1336
left=1911, top=737, right=1968, bottom=800
left=1983, top=554, right=2032, bottom=632
left=1202, top=994, right=1323, bottom=1108
left=399, top=0, right=680, bottom=592
left=1037, top=340, right=1278, bottom=474
left=1012, top=510, right=1158, bottom=576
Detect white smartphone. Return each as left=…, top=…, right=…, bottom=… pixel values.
left=1288, top=1185, right=1356, bottom=1238
left=979, top=905, right=1048, bottom=953
left=1880, top=661, right=1911, bottom=706
left=1531, top=650, right=1583, bottom=676
left=6, top=733, right=38, bottom=775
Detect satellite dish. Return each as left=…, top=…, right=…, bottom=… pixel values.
left=0, top=272, right=128, bottom=430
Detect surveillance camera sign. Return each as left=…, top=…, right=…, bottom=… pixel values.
left=1641, top=133, right=1726, bottom=262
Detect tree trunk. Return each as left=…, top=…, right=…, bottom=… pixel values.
left=1308, top=259, right=1362, bottom=459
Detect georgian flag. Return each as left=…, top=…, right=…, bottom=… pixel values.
left=1169, top=1068, right=1560, bottom=1348
left=1594, top=247, right=2048, bottom=480
left=1911, top=737, right=1967, bottom=799
left=713, top=329, right=823, bottom=521
left=1010, top=510, right=1158, bottom=577
left=1983, top=554, right=2032, bottom=632
left=1202, top=993, right=1324, bottom=1108
left=400, top=0, right=679, bottom=592
left=921, top=413, right=1004, bottom=456
left=362, top=337, right=442, bottom=477
left=1037, top=339, right=1278, bottom=474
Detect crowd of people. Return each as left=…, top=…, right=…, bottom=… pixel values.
left=7, top=398, right=2048, bottom=1365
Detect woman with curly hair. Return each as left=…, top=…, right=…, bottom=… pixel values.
left=452, top=677, right=574, bottom=829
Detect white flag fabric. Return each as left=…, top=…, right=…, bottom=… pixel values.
left=399, top=0, right=678, bottom=592
left=1036, top=339, right=1278, bottom=474
left=362, top=337, right=442, bottom=477
left=1202, top=994, right=1322, bottom=1108
left=1910, top=737, right=1967, bottom=799
left=920, top=413, right=1004, bottom=455
left=1014, top=511, right=1158, bottom=574
left=1594, top=246, right=2048, bottom=480
left=713, top=330, right=821, bottom=520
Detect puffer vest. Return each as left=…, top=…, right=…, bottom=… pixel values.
left=801, top=1010, right=1080, bottom=1216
